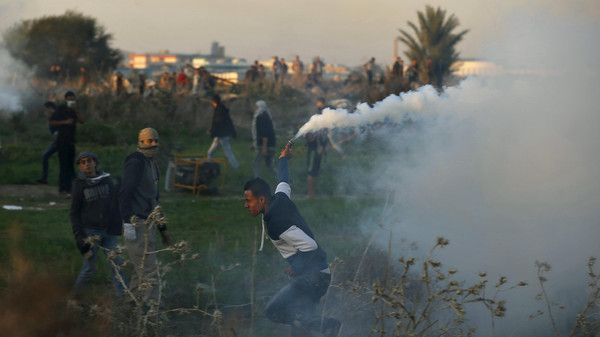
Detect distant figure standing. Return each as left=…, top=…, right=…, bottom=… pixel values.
left=191, top=69, right=201, bottom=96
left=272, top=57, right=281, bottom=83
left=159, top=72, right=169, bottom=91
left=177, top=68, right=189, bottom=94
left=115, top=72, right=125, bottom=96
left=407, top=60, right=420, bottom=89
left=49, top=91, right=84, bottom=197
left=251, top=100, right=277, bottom=178
left=279, top=58, right=288, bottom=84
left=391, top=57, right=404, bottom=81
left=363, top=57, right=376, bottom=85
left=308, top=56, right=324, bottom=86
left=292, top=55, right=304, bottom=86
left=36, top=101, right=58, bottom=185
left=207, top=94, right=240, bottom=169
left=138, top=73, right=147, bottom=96
left=258, top=64, right=266, bottom=79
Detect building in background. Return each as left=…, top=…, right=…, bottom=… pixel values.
left=124, top=43, right=248, bottom=83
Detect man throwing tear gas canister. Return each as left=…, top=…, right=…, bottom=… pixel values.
left=119, top=127, right=171, bottom=311
left=243, top=143, right=342, bottom=337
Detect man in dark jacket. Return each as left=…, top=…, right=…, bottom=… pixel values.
left=70, top=150, right=127, bottom=303
left=119, top=127, right=171, bottom=310
left=251, top=100, right=276, bottom=178
left=206, top=94, right=240, bottom=168
left=50, top=91, right=84, bottom=197
left=243, top=143, right=342, bottom=337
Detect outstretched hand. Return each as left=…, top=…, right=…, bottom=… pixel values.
left=279, top=142, right=293, bottom=159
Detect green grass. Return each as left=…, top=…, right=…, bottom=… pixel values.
left=0, top=114, right=385, bottom=335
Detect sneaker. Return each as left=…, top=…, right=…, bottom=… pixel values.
left=35, top=178, right=47, bottom=184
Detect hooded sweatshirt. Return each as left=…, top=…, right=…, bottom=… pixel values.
left=70, top=170, right=122, bottom=238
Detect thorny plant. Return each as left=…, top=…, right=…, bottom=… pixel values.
left=533, top=258, right=600, bottom=337
left=85, top=205, right=222, bottom=337
left=371, top=236, right=528, bottom=337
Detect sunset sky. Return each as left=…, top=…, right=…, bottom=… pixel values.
left=0, top=0, right=598, bottom=66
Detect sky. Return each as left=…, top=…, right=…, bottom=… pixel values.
left=0, top=0, right=598, bottom=66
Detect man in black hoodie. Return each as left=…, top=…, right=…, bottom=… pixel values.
left=70, top=150, right=127, bottom=303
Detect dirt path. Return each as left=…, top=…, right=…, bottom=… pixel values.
left=0, top=184, right=60, bottom=199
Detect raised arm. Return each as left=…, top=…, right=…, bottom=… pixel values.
left=275, top=143, right=293, bottom=196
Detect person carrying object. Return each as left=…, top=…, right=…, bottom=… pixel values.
left=70, top=150, right=127, bottom=304
left=243, top=143, right=342, bottom=337
left=119, top=127, right=171, bottom=311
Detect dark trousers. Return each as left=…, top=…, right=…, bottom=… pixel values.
left=265, top=271, right=338, bottom=333
left=57, top=142, right=75, bottom=193
left=41, top=141, right=58, bottom=181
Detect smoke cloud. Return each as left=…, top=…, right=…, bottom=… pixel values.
left=0, top=48, right=26, bottom=115
left=300, top=8, right=600, bottom=337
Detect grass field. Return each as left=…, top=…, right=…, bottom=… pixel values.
left=0, top=111, right=389, bottom=336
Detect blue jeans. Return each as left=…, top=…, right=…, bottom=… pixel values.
left=72, top=228, right=128, bottom=299
left=41, top=141, right=58, bottom=181
left=265, top=271, right=338, bottom=333
left=207, top=136, right=239, bottom=168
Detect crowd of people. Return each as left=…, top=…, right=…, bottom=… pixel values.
left=25, top=52, right=447, bottom=336
left=34, top=88, right=346, bottom=335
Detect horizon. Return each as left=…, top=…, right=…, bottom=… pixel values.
left=1, top=0, right=598, bottom=67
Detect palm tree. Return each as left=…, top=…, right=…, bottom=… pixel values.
left=399, top=6, right=469, bottom=88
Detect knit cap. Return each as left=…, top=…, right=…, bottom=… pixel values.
left=76, top=150, right=98, bottom=164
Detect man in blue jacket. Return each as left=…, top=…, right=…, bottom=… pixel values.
left=243, top=143, right=341, bottom=337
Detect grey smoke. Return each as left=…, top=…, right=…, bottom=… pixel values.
left=0, top=48, right=27, bottom=115
left=318, top=8, right=600, bottom=337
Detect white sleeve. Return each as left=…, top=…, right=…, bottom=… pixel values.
left=279, top=225, right=318, bottom=252
left=274, top=182, right=291, bottom=198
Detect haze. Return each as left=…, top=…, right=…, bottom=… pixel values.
left=1, top=0, right=598, bottom=66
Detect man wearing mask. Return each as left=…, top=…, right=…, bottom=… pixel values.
left=49, top=91, right=84, bottom=198
left=119, top=127, right=171, bottom=312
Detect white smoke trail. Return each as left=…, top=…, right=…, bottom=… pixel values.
left=307, top=8, right=600, bottom=337
left=292, top=85, right=443, bottom=141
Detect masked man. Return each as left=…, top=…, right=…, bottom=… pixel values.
left=119, top=127, right=171, bottom=311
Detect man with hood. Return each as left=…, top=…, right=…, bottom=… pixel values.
left=119, top=127, right=171, bottom=310
left=69, top=150, right=127, bottom=303
left=251, top=100, right=277, bottom=178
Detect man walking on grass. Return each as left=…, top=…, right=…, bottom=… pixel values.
left=243, top=143, right=341, bottom=337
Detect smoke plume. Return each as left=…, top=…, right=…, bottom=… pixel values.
left=299, top=8, right=600, bottom=337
